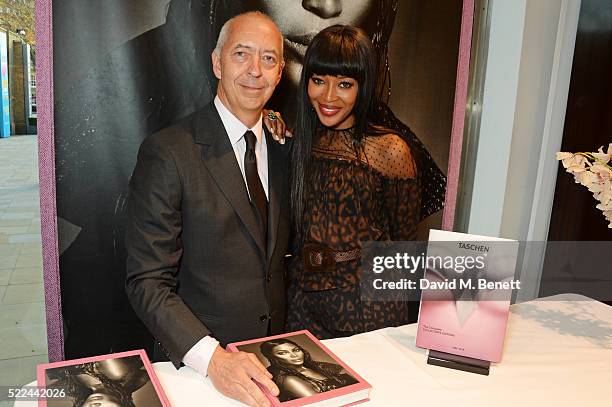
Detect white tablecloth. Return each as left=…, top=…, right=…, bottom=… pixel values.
left=17, top=294, right=612, bottom=406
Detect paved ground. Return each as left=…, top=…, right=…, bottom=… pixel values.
left=0, top=135, right=48, bottom=407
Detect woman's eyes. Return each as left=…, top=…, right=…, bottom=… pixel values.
left=311, top=77, right=354, bottom=89
left=274, top=348, right=300, bottom=355
left=311, top=77, right=324, bottom=85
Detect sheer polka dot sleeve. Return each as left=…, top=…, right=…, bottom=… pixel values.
left=364, top=133, right=417, bottom=180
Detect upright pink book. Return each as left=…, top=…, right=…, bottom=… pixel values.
left=36, top=349, right=171, bottom=407
left=227, top=330, right=371, bottom=406
left=415, top=230, right=520, bottom=363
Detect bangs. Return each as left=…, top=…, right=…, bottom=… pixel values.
left=304, top=33, right=367, bottom=81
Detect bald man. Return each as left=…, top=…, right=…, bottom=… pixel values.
left=126, top=12, right=290, bottom=406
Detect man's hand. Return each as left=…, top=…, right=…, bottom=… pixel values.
left=207, top=345, right=280, bottom=407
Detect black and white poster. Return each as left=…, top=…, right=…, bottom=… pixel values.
left=52, top=0, right=463, bottom=357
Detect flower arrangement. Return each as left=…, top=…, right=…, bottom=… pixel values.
left=556, top=144, right=612, bottom=228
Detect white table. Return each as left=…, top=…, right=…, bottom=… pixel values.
left=18, top=294, right=612, bottom=406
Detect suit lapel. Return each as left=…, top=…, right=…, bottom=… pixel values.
left=266, top=130, right=284, bottom=264
left=194, top=103, right=266, bottom=255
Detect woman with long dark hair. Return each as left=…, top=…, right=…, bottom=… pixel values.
left=259, top=339, right=358, bottom=401
left=285, top=25, right=435, bottom=339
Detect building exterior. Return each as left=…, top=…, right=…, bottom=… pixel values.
left=1, top=0, right=36, bottom=137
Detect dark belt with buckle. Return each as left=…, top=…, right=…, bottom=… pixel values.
left=301, top=243, right=361, bottom=272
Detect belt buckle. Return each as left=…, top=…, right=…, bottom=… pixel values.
left=302, top=243, right=336, bottom=272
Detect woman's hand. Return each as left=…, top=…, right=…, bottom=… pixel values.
left=263, top=109, right=293, bottom=144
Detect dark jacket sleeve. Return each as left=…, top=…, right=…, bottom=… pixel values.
left=125, top=135, right=211, bottom=368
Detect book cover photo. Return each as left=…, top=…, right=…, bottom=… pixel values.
left=416, top=229, right=520, bottom=363
left=227, top=330, right=371, bottom=407
left=36, top=349, right=171, bottom=407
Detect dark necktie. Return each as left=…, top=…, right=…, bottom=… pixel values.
left=243, top=130, right=268, bottom=243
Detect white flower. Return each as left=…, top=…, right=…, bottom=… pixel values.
left=591, top=144, right=611, bottom=163
left=587, top=182, right=603, bottom=194
left=593, top=151, right=610, bottom=164
left=564, top=155, right=588, bottom=173
left=596, top=143, right=612, bottom=162
left=599, top=179, right=612, bottom=205
left=557, top=146, right=612, bottom=228
left=575, top=170, right=599, bottom=188
left=593, top=143, right=612, bottom=164
left=556, top=152, right=573, bottom=160
left=591, top=163, right=612, bottom=178
left=604, top=210, right=612, bottom=228
left=596, top=202, right=612, bottom=211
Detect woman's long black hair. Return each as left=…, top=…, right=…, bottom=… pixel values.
left=291, top=25, right=382, bottom=236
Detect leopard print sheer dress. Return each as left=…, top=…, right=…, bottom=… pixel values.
left=286, top=127, right=423, bottom=339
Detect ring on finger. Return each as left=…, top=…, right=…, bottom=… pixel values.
left=267, top=111, right=277, bottom=121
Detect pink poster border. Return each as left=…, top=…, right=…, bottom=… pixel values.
left=442, top=0, right=475, bottom=230
left=34, top=0, right=474, bottom=361
left=35, top=0, right=64, bottom=361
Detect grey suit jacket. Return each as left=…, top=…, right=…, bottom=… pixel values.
left=125, top=102, right=291, bottom=368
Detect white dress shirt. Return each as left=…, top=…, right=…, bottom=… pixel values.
left=182, top=96, right=269, bottom=377
left=215, top=95, right=269, bottom=198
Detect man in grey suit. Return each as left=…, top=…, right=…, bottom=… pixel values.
left=126, top=12, right=289, bottom=407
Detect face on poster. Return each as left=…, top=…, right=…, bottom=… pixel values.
left=251, top=0, right=379, bottom=87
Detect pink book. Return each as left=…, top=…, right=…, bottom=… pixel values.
left=227, top=330, right=371, bottom=406
left=36, top=349, right=171, bottom=407
left=416, top=230, right=520, bottom=363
